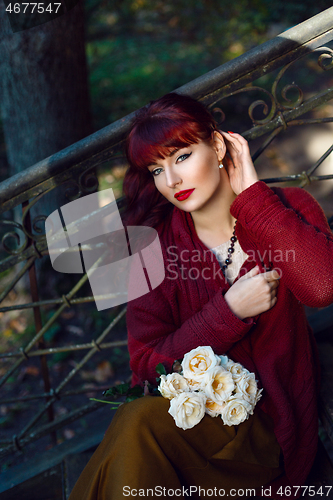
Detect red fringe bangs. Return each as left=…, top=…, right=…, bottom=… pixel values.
left=127, top=117, right=211, bottom=171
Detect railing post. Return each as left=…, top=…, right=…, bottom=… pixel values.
left=22, top=199, right=57, bottom=446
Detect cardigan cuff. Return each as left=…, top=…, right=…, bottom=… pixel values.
left=230, top=181, right=286, bottom=242
left=230, top=181, right=275, bottom=222
left=212, top=288, right=255, bottom=337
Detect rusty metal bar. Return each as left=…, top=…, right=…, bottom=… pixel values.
left=0, top=265, right=92, bottom=389
left=0, top=400, right=106, bottom=457
left=307, top=143, right=333, bottom=176
left=0, top=383, right=123, bottom=405
left=0, top=257, right=37, bottom=304
left=0, top=293, right=127, bottom=313
left=22, top=200, right=56, bottom=445
left=0, top=339, right=128, bottom=359
left=13, top=307, right=127, bottom=445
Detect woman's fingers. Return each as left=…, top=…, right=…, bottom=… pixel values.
left=269, top=280, right=280, bottom=291
left=224, top=265, right=280, bottom=320
left=223, top=153, right=235, bottom=171
left=220, top=132, right=241, bottom=156
left=238, top=265, right=260, bottom=281
left=220, top=131, right=249, bottom=152
left=264, top=269, right=281, bottom=282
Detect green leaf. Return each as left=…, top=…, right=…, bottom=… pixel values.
left=127, top=385, right=144, bottom=398
left=155, top=363, right=167, bottom=376
left=115, top=383, right=130, bottom=395
left=104, top=387, right=118, bottom=397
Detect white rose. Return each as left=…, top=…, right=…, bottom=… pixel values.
left=168, top=392, right=206, bottom=430
left=234, top=372, right=259, bottom=405
left=202, top=366, right=235, bottom=404
left=221, top=396, right=253, bottom=426
left=255, top=388, right=263, bottom=405
left=158, top=373, right=189, bottom=400
left=225, top=360, right=250, bottom=383
left=187, top=378, right=203, bottom=391
left=182, top=346, right=220, bottom=383
left=205, top=398, right=226, bottom=418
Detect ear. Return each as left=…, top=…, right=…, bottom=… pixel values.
left=212, top=130, right=226, bottom=161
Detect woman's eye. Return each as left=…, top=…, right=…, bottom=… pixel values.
left=151, top=168, right=163, bottom=176
left=177, top=152, right=191, bottom=163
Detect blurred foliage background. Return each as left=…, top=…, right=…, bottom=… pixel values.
left=82, top=0, right=333, bottom=129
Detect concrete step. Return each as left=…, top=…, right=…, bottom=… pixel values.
left=0, top=463, right=63, bottom=500
left=0, top=407, right=115, bottom=500
left=63, top=451, right=95, bottom=500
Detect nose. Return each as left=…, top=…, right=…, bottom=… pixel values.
left=165, top=168, right=182, bottom=189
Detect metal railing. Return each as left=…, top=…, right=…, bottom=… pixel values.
left=1, top=7, right=333, bottom=462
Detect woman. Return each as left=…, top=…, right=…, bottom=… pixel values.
left=69, top=93, right=333, bottom=499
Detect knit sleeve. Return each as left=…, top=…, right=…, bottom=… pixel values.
left=126, top=281, right=254, bottom=385
left=230, top=181, right=333, bottom=308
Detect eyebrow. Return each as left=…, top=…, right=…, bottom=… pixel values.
left=167, top=148, right=180, bottom=157
left=147, top=148, right=181, bottom=169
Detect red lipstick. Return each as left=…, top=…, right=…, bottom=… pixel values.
left=174, top=189, right=195, bottom=201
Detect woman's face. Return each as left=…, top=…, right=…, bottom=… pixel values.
left=147, top=132, right=227, bottom=213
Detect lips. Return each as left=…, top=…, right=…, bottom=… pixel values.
left=174, top=189, right=195, bottom=201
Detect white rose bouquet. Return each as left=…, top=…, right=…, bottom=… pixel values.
left=158, top=346, right=263, bottom=430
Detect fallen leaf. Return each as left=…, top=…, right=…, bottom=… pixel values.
left=60, top=310, right=76, bottom=320
left=9, top=318, right=26, bottom=333
left=94, top=360, right=114, bottom=383
left=0, top=405, right=8, bottom=416
left=24, top=366, right=40, bottom=377
left=63, top=429, right=75, bottom=439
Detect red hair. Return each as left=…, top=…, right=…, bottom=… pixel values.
left=122, top=93, right=218, bottom=228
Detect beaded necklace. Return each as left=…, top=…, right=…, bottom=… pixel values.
left=221, top=223, right=237, bottom=276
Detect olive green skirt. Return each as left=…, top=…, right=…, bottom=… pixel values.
left=68, top=396, right=283, bottom=500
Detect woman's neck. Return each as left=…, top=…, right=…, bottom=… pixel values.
left=190, top=179, right=237, bottom=249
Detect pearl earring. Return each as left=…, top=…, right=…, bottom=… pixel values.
left=218, top=161, right=224, bottom=169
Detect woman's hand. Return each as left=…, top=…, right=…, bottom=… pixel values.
left=224, top=266, right=280, bottom=320
left=220, top=131, right=259, bottom=196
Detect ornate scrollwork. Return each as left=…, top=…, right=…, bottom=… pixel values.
left=0, top=221, right=29, bottom=256
left=21, top=190, right=53, bottom=243
left=210, top=86, right=276, bottom=126
left=211, top=107, right=226, bottom=126
left=209, top=45, right=333, bottom=130
left=246, top=88, right=276, bottom=124
left=64, top=179, right=82, bottom=201
left=78, top=166, right=99, bottom=196
left=32, top=215, right=48, bottom=234
left=315, top=47, right=333, bottom=70
left=280, top=84, right=303, bottom=109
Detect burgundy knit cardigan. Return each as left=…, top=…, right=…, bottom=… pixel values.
left=127, top=181, right=333, bottom=489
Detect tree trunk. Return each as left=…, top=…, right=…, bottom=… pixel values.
left=0, top=0, right=94, bottom=293
left=0, top=0, right=93, bottom=218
